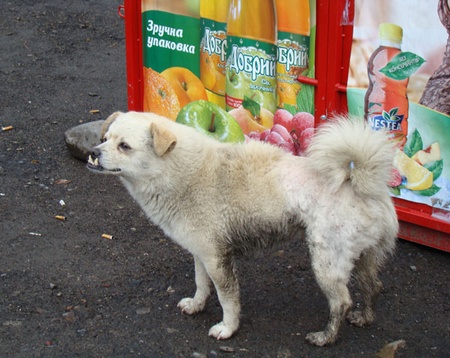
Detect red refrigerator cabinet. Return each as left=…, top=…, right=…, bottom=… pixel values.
left=120, top=0, right=450, bottom=251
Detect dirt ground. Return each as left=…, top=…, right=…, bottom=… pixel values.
left=0, top=1, right=449, bottom=357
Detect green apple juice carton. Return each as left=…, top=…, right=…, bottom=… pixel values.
left=225, top=0, right=277, bottom=114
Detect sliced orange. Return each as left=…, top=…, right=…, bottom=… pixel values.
left=143, top=67, right=180, bottom=120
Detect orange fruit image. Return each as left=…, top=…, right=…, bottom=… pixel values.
left=143, top=67, right=180, bottom=120
left=212, top=66, right=226, bottom=95
left=161, top=67, right=208, bottom=108
left=200, top=32, right=227, bottom=96
left=277, top=81, right=300, bottom=108
left=200, top=51, right=216, bottom=90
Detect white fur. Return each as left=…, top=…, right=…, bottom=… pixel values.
left=88, top=112, right=398, bottom=346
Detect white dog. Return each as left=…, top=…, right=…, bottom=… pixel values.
left=88, top=111, right=398, bottom=346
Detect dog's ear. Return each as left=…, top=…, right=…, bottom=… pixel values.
left=101, top=111, right=122, bottom=140
left=150, top=122, right=177, bottom=156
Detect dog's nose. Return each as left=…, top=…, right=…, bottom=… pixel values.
left=91, top=148, right=101, bottom=159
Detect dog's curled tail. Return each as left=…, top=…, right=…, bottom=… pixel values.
left=307, top=116, right=395, bottom=198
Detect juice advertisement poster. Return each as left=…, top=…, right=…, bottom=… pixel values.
left=141, top=0, right=317, bottom=156
left=347, top=0, right=450, bottom=220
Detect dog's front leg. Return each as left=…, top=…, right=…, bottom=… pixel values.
left=205, top=255, right=240, bottom=340
left=178, top=255, right=212, bottom=314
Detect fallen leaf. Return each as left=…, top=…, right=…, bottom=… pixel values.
left=376, top=340, right=406, bottom=358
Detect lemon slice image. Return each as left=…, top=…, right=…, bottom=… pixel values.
left=393, top=150, right=433, bottom=191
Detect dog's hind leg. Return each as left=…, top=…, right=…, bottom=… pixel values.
left=178, top=255, right=212, bottom=315
left=305, top=243, right=353, bottom=346
left=347, top=249, right=382, bottom=327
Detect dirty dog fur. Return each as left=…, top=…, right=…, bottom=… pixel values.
left=88, top=111, right=398, bottom=346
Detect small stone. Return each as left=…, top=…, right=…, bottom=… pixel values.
left=3, top=320, right=22, bottom=327
left=219, top=346, right=235, bottom=353
left=276, top=347, right=292, bottom=358
left=62, top=311, right=76, bottom=322
left=136, top=307, right=151, bottom=315
left=274, top=250, right=285, bottom=257
left=191, top=352, right=207, bottom=358
left=64, top=120, right=104, bottom=161
left=410, top=265, right=417, bottom=272
left=131, top=279, right=143, bottom=287
left=76, top=328, right=87, bottom=336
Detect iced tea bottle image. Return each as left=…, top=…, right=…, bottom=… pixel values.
left=200, top=0, right=229, bottom=109
left=275, top=0, right=310, bottom=109
left=225, top=0, right=277, bottom=113
left=364, top=23, right=409, bottom=147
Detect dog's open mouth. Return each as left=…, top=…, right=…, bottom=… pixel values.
left=87, top=155, right=121, bottom=173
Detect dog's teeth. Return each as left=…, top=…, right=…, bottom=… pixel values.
left=88, top=155, right=94, bottom=165
left=94, top=158, right=99, bottom=166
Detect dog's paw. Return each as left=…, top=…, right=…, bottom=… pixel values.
left=305, top=331, right=334, bottom=346
left=347, top=310, right=374, bottom=327
left=208, top=322, right=235, bottom=340
left=177, top=298, right=204, bottom=315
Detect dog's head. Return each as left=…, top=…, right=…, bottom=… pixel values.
left=87, top=111, right=177, bottom=179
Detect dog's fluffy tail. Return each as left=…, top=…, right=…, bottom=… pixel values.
left=307, top=116, right=395, bottom=198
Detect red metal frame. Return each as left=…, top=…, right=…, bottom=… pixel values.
left=123, top=0, right=144, bottom=111
left=395, top=198, right=450, bottom=251
left=311, top=0, right=354, bottom=120
left=121, top=0, right=449, bottom=251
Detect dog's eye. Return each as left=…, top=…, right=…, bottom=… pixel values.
left=118, top=142, right=131, bottom=151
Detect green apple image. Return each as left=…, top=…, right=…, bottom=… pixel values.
left=176, top=100, right=245, bottom=143
left=226, top=67, right=246, bottom=102
left=243, top=47, right=277, bottom=113
left=226, top=46, right=277, bottom=113
left=249, top=89, right=277, bottom=114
